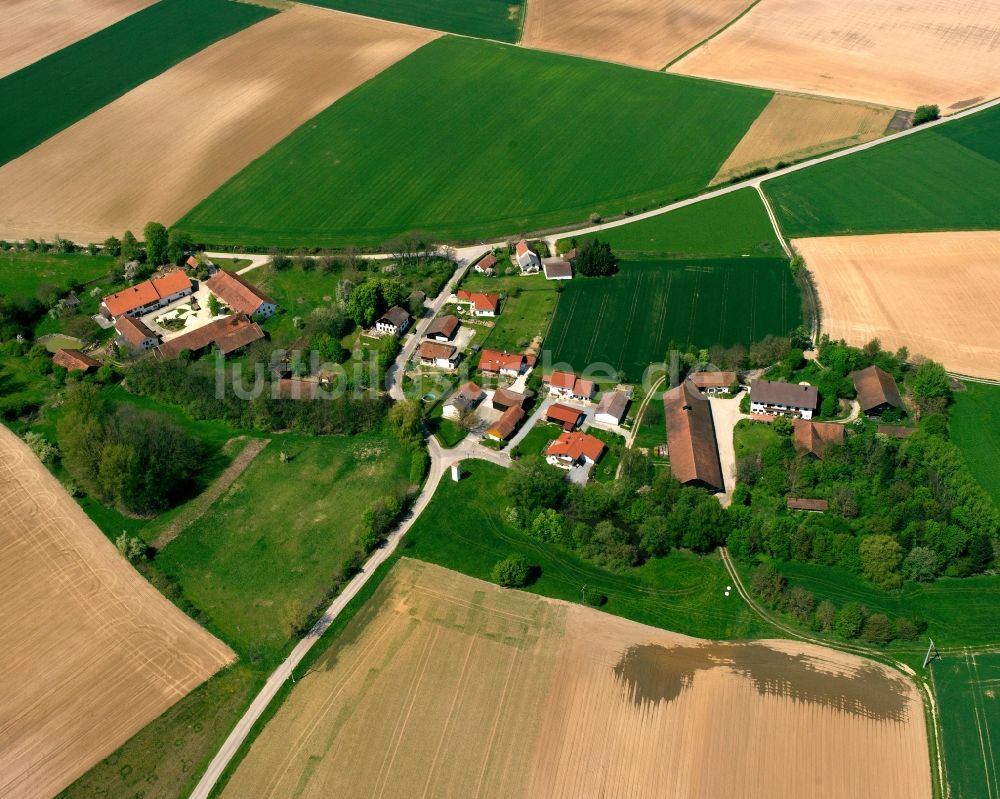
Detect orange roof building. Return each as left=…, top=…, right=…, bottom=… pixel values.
left=793, top=419, right=845, bottom=458
left=157, top=315, right=264, bottom=359
left=479, top=349, right=526, bottom=375
left=52, top=349, right=100, bottom=373
left=456, top=290, right=500, bottom=316
left=544, top=370, right=596, bottom=400
left=486, top=405, right=525, bottom=441
left=205, top=269, right=277, bottom=318
left=114, top=316, right=159, bottom=351
left=546, top=403, right=584, bottom=431
left=101, top=270, right=193, bottom=318
left=545, top=432, right=605, bottom=467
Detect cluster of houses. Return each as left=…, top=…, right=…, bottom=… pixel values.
left=472, top=240, right=574, bottom=282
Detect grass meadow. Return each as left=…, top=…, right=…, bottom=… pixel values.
left=402, top=460, right=777, bottom=640
left=0, top=250, right=112, bottom=300
left=765, top=105, right=1000, bottom=236
left=156, top=432, right=410, bottom=663
left=308, top=0, right=524, bottom=41
left=573, top=188, right=783, bottom=258
left=546, top=257, right=800, bottom=381
left=0, top=0, right=274, bottom=166
left=179, top=37, right=771, bottom=248
left=951, top=381, right=1000, bottom=507
left=459, top=270, right=558, bottom=351
left=932, top=652, right=1000, bottom=799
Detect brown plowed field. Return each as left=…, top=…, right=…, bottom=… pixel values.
left=222, top=558, right=931, bottom=799
left=0, top=5, right=438, bottom=243
left=670, top=0, right=1000, bottom=111
left=795, top=232, right=1000, bottom=381
left=712, top=94, right=894, bottom=183
left=0, top=0, right=156, bottom=79
left=520, top=0, right=752, bottom=70
left=0, top=425, right=235, bottom=799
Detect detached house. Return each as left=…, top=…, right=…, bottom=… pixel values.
left=474, top=253, right=497, bottom=275
left=542, top=258, right=573, bottom=281
left=545, top=432, right=605, bottom=470
left=594, top=391, right=630, bottom=425
left=426, top=314, right=459, bottom=342
left=205, top=269, right=278, bottom=319
left=373, top=306, right=411, bottom=338
left=479, top=349, right=528, bottom=377
left=852, top=365, right=903, bottom=417
left=443, top=382, right=485, bottom=419
left=514, top=240, right=540, bottom=273
left=544, top=370, right=596, bottom=401
left=456, top=290, right=500, bottom=318
left=114, top=315, right=160, bottom=353
left=419, top=341, right=459, bottom=370
left=750, top=379, right=818, bottom=420
left=101, top=270, right=193, bottom=320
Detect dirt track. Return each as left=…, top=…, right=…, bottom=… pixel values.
left=794, top=231, right=1000, bottom=381
left=0, top=425, right=234, bottom=799
left=521, top=0, right=751, bottom=70
left=670, top=0, right=1000, bottom=110
left=0, top=0, right=156, bottom=79
left=220, top=558, right=931, bottom=799
left=0, top=5, right=438, bottom=243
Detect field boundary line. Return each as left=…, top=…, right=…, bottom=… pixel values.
left=662, top=0, right=765, bottom=70
left=968, top=650, right=999, bottom=799
left=755, top=184, right=792, bottom=257
left=617, top=271, right=645, bottom=373
left=473, top=645, right=521, bottom=799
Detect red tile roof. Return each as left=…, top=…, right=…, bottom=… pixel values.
left=114, top=315, right=158, bottom=347
left=186, top=255, right=199, bottom=268
left=688, top=371, right=737, bottom=390
left=546, top=403, right=583, bottom=429
left=663, top=380, right=724, bottom=491
left=852, top=365, right=903, bottom=413
left=479, top=349, right=524, bottom=373
left=515, top=240, right=531, bottom=256
left=878, top=424, right=916, bottom=439
left=205, top=269, right=274, bottom=316
left=788, top=497, right=829, bottom=511
left=476, top=253, right=497, bottom=270
left=487, top=405, right=524, bottom=440
left=52, top=349, right=100, bottom=372
left=102, top=270, right=192, bottom=317
left=793, top=419, right=845, bottom=458
left=419, top=341, right=458, bottom=361
left=157, top=315, right=263, bottom=359
left=545, top=431, right=605, bottom=463
left=456, top=290, right=500, bottom=314
left=446, top=382, right=485, bottom=412
left=276, top=378, right=319, bottom=400
left=492, top=387, right=526, bottom=410
left=151, top=270, right=192, bottom=298
left=546, top=370, right=576, bottom=390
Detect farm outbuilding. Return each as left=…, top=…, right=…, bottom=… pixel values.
left=663, top=379, right=724, bottom=492
left=852, top=365, right=903, bottom=417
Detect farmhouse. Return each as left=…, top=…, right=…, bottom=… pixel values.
left=373, top=305, right=411, bottom=338
left=456, top=290, right=500, bottom=317
left=492, top=387, right=526, bottom=411
left=788, top=497, right=829, bottom=512
left=474, top=253, right=497, bottom=275
left=853, top=365, right=903, bottom=417
left=157, top=314, right=264, bottom=360
left=688, top=370, right=738, bottom=394
left=594, top=390, right=630, bottom=425
left=546, top=403, right=584, bottom=432
left=545, top=431, right=605, bottom=469
left=418, top=341, right=459, bottom=370
left=486, top=405, right=525, bottom=441
left=878, top=424, right=916, bottom=439
left=52, top=349, right=100, bottom=373
left=515, top=239, right=540, bottom=273
left=426, top=314, right=460, bottom=342
left=750, top=379, right=818, bottom=420
left=479, top=348, right=527, bottom=377
left=114, top=315, right=160, bottom=353
left=793, top=419, right=845, bottom=459
left=443, top=382, right=485, bottom=419
left=545, top=370, right=596, bottom=401
left=663, top=379, right=724, bottom=492
left=542, top=258, right=573, bottom=280
left=205, top=268, right=278, bottom=319
left=101, top=270, right=193, bottom=320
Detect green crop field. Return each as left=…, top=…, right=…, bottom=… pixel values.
left=932, top=652, right=1000, bottom=799
left=156, top=432, right=410, bottom=663
left=307, top=0, right=524, bottom=41
left=401, top=460, right=776, bottom=640
left=952, top=381, right=1000, bottom=507
left=0, top=0, right=274, bottom=167
left=573, top=189, right=783, bottom=258
left=546, top=257, right=800, bottom=381
left=764, top=105, right=1000, bottom=237
left=178, top=37, right=771, bottom=249
left=0, top=251, right=112, bottom=301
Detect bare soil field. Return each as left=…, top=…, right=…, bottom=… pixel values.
left=0, top=425, right=234, bottom=799
left=0, top=0, right=156, bottom=79
left=712, top=94, right=894, bottom=183
left=670, top=0, right=1000, bottom=111
left=222, top=558, right=931, bottom=799
left=0, top=5, right=438, bottom=243
left=521, top=0, right=752, bottom=70
left=794, top=232, right=1000, bottom=381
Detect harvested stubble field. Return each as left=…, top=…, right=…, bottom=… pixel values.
left=0, top=5, right=438, bottom=244
left=521, top=0, right=751, bottom=70
left=308, top=0, right=525, bottom=41
left=221, top=558, right=931, bottom=799
left=0, top=0, right=155, bottom=79
left=178, top=37, right=771, bottom=248
left=711, top=94, right=895, bottom=183
left=547, top=257, right=800, bottom=381
left=0, top=0, right=275, bottom=167
left=793, top=232, right=1000, bottom=381
left=0, top=425, right=234, bottom=799
left=669, top=0, right=1000, bottom=110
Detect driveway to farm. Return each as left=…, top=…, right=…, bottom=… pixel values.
left=708, top=393, right=747, bottom=507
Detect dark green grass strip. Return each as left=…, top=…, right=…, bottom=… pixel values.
left=951, top=381, right=1000, bottom=508
left=306, top=0, right=524, bottom=42
left=0, top=0, right=275, bottom=166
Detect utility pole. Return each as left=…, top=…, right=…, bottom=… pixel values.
left=581, top=584, right=587, bottom=604
left=922, top=639, right=938, bottom=669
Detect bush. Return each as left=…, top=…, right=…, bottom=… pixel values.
left=491, top=554, right=530, bottom=588
left=861, top=613, right=894, bottom=645
left=834, top=602, right=866, bottom=639
left=912, top=105, right=940, bottom=126
left=895, top=617, right=920, bottom=642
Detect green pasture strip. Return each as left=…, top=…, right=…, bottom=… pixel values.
left=951, top=381, right=1000, bottom=507
left=0, top=251, right=112, bottom=300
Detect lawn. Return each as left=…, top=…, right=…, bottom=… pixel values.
left=573, top=188, right=782, bottom=258
left=951, top=381, right=1000, bottom=507
left=932, top=651, right=1000, bottom=799
left=178, top=37, right=772, bottom=248
left=546, top=257, right=800, bottom=382
left=764, top=105, right=1000, bottom=236
left=586, top=426, right=625, bottom=482
left=401, top=460, right=777, bottom=640
left=0, top=250, right=112, bottom=301
left=307, top=0, right=524, bottom=41
left=513, top=422, right=558, bottom=459
left=632, top=387, right=667, bottom=453
left=0, top=0, right=274, bottom=166
left=733, top=418, right=779, bottom=458
left=460, top=270, right=558, bottom=351
left=156, top=432, right=411, bottom=662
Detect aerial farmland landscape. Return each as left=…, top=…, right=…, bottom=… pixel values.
left=0, top=1, right=998, bottom=798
